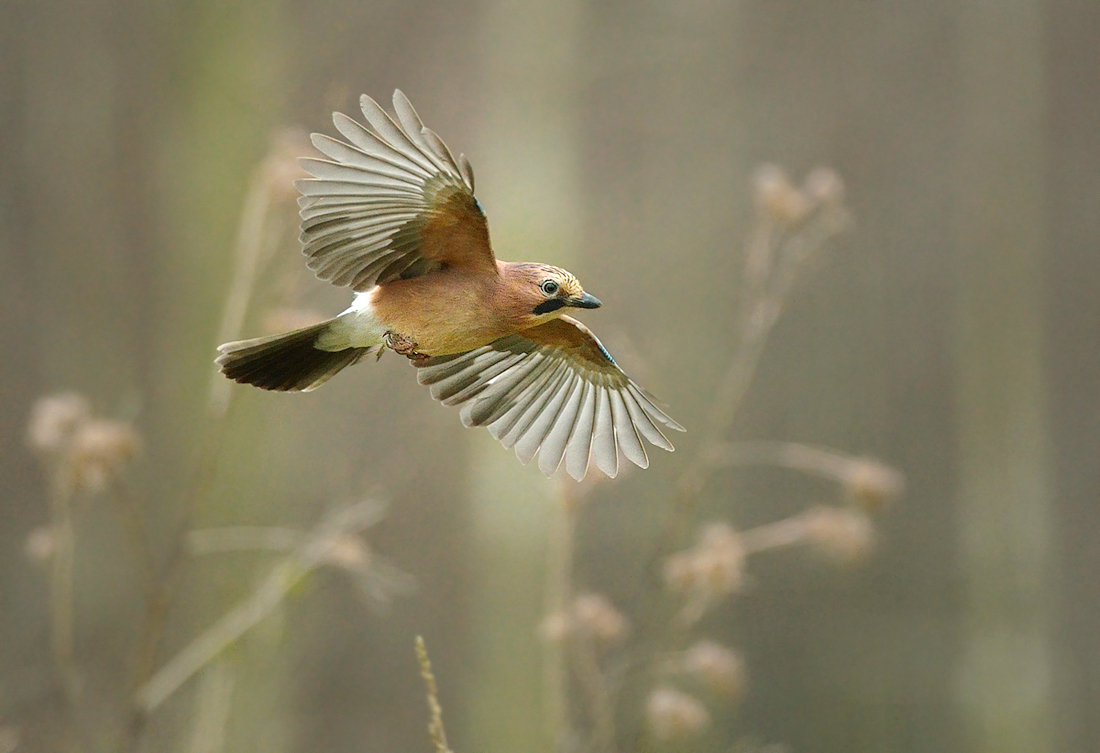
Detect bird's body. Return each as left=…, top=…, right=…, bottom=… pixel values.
left=217, top=91, right=682, bottom=479
left=359, top=262, right=569, bottom=355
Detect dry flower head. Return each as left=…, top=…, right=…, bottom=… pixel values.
left=753, top=164, right=811, bottom=224
left=68, top=419, right=142, bottom=494
left=681, top=640, right=747, bottom=699
left=799, top=506, right=875, bottom=563
left=664, top=522, right=747, bottom=625
left=664, top=522, right=746, bottom=598
left=541, top=592, right=629, bottom=645
left=843, top=458, right=905, bottom=512
left=803, top=167, right=845, bottom=207
left=645, top=686, right=711, bottom=742
left=27, top=393, right=91, bottom=454
left=321, top=533, right=373, bottom=571
left=24, top=526, right=57, bottom=564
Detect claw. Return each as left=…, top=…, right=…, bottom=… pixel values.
left=384, top=331, right=426, bottom=360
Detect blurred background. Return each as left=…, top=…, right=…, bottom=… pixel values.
left=2, top=0, right=1098, bottom=751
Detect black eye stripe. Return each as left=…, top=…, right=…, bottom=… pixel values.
left=533, top=298, right=566, bottom=315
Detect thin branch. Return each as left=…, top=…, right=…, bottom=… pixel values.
left=135, top=500, right=387, bottom=711
left=543, top=490, right=579, bottom=752
left=47, top=467, right=79, bottom=705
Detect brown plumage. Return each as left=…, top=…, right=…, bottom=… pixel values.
left=217, top=90, right=683, bottom=479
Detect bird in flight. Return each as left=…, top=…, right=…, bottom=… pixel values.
left=217, top=91, right=683, bottom=480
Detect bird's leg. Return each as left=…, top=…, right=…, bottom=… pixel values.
left=383, top=331, right=428, bottom=362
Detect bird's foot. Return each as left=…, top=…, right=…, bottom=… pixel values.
left=384, top=331, right=427, bottom=361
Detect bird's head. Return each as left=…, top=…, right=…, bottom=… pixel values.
left=504, top=263, right=602, bottom=325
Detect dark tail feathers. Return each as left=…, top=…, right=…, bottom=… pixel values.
left=216, top=319, right=376, bottom=392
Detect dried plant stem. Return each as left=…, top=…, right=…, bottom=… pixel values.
left=135, top=501, right=385, bottom=711
left=131, top=422, right=228, bottom=726
left=46, top=468, right=97, bottom=753
left=669, top=198, right=849, bottom=553
left=569, top=633, right=616, bottom=753
left=667, top=277, right=786, bottom=554
left=209, top=168, right=281, bottom=418
left=109, top=478, right=175, bottom=753
left=48, top=471, right=78, bottom=701
left=680, top=225, right=827, bottom=498
left=416, top=636, right=454, bottom=753
left=738, top=517, right=815, bottom=554
left=704, top=440, right=859, bottom=480
left=109, top=479, right=160, bottom=614
left=543, top=495, right=577, bottom=751
left=187, top=661, right=236, bottom=753
left=134, top=159, right=280, bottom=721
left=137, top=557, right=302, bottom=711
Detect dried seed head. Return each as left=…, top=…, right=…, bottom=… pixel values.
left=843, top=458, right=905, bottom=512
left=681, top=640, right=747, bottom=699
left=800, top=506, right=875, bottom=563
left=540, top=592, right=629, bottom=645
left=664, top=522, right=746, bottom=598
left=572, top=593, right=629, bottom=643
left=322, top=534, right=373, bottom=572
left=539, top=612, right=571, bottom=643
left=803, top=167, right=845, bottom=207
left=24, top=526, right=56, bottom=564
left=646, top=686, right=710, bottom=742
left=27, top=393, right=91, bottom=454
left=753, top=164, right=811, bottom=224
left=68, top=419, right=141, bottom=493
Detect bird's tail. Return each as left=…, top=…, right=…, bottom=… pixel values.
left=216, top=318, right=378, bottom=392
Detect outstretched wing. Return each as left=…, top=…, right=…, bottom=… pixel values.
left=415, top=316, right=684, bottom=480
left=297, top=90, right=492, bottom=291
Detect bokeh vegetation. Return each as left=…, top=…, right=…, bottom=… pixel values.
left=3, top=1, right=1095, bottom=752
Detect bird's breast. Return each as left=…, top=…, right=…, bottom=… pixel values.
left=369, top=272, right=520, bottom=356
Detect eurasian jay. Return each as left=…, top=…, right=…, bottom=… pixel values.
left=217, top=91, right=683, bottom=480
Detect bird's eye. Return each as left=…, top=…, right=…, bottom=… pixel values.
left=540, top=280, right=560, bottom=296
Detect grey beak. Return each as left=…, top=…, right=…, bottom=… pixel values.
left=570, top=292, right=602, bottom=309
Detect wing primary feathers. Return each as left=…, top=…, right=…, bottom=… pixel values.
left=309, top=134, right=433, bottom=181
left=303, top=95, right=493, bottom=289
left=564, top=381, right=597, bottom=481
left=414, top=317, right=682, bottom=479
left=494, top=358, right=571, bottom=429
left=495, top=360, right=570, bottom=448
left=330, top=113, right=432, bottom=177
left=453, top=353, right=543, bottom=422
left=591, top=382, right=619, bottom=478
left=297, top=179, right=422, bottom=198
left=499, top=361, right=572, bottom=450
left=621, top=388, right=674, bottom=451
left=391, top=90, right=433, bottom=153
left=359, top=95, right=449, bottom=177
left=300, top=158, right=424, bottom=189
left=459, top=154, right=475, bottom=192
left=609, top=388, right=649, bottom=469
left=537, top=375, right=586, bottom=475
left=303, top=219, right=415, bottom=256
left=421, top=128, right=461, bottom=175
left=470, top=354, right=555, bottom=429
left=431, top=350, right=519, bottom=404
left=515, top=371, right=579, bottom=466
left=626, top=384, right=686, bottom=431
